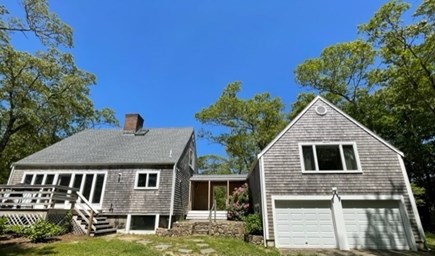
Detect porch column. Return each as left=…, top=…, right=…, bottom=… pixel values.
left=226, top=180, right=230, bottom=207
left=188, top=180, right=192, bottom=211
left=207, top=180, right=211, bottom=210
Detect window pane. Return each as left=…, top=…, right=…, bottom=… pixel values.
left=57, top=174, right=72, bottom=187
left=23, top=174, right=33, bottom=184
left=82, top=174, right=94, bottom=200
left=130, top=215, right=155, bottom=230
left=302, top=146, right=315, bottom=171
left=316, top=145, right=343, bottom=170
left=34, top=175, right=44, bottom=185
left=92, top=174, right=105, bottom=204
left=343, top=145, right=358, bottom=170
left=73, top=174, right=83, bottom=189
left=137, top=174, right=147, bottom=187
left=45, top=175, right=54, bottom=185
left=148, top=174, right=157, bottom=187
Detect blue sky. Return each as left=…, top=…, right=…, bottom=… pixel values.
left=7, top=0, right=420, bottom=157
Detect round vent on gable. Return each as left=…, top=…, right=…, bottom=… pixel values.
left=315, top=105, right=327, bottom=116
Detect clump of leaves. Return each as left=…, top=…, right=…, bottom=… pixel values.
left=0, top=216, right=8, bottom=234
left=24, top=219, right=62, bottom=243
left=5, top=225, right=27, bottom=238
left=227, top=183, right=250, bottom=221
left=243, top=213, right=263, bottom=235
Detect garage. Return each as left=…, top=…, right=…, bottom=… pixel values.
left=274, top=200, right=337, bottom=248
left=342, top=200, right=410, bottom=250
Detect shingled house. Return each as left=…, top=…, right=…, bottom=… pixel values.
left=248, top=96, right=426, bottom=250
left=6, top=114, right=196, bottom=234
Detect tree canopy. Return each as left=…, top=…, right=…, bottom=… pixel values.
left=0, top=0, right=117, bottom=183
left=195, top=82, right=287, bottom=174
left=294, top=0, right=434, bottom=231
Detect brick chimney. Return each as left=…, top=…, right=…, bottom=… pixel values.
left=123, top=114, right=144, bottom=133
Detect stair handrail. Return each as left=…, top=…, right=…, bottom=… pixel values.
left=75, top=191, right=99, bottom=236
left=76, top=191, right=99, bottom=215
left=208, top=198, right=217, bottom=234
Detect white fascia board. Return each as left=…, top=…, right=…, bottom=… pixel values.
left=398, top=155, right=426, bottom=248
left=168, top=164, right=177, bottom=229
left=257, top=95, right=403, bottom=159
left=272, top=195, right=332, bottom=201
left=259, top=156, right=269, bottom=244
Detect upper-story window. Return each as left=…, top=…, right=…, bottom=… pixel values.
left=135, top=171, right=160, bottom=189
left=299, top=142, right=361, bottom=173
left=188, top=149, right=195, bottom=169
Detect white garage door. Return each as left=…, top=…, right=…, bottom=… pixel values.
left=343, top=200, right=409, bottom=250
left=274, top=200, right=336, bottom=248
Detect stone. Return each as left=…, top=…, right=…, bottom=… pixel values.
left=155, top=244, right=171, bottom=250
left=192, top=239, right=204, bottom=242
left=196, top=243, right=209, bottom=248
left=137, top=240, right=152, bottom=245
left=200, top=248, right=216, bottom=255
left=178, top=248, right=193, bottom=254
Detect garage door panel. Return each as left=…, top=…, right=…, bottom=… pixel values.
left=343, top=200, right=409, bottom=250
left=274, top=200, right=336, bottom=248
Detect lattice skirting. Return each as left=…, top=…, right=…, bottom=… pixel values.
left=71, top=218, right=86, bottom=235
left=2, top=213, right=44, bottom=226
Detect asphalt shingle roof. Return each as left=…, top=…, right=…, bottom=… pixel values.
left=14, top=128, right=194, bottom=167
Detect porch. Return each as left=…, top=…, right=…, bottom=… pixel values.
left=187, top=174, right=247, bottom=220
left=0, top=184, right=116, bottom=236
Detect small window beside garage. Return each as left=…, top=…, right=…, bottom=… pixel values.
left=300, top=143, right=361, bottom=173
left=135, top=171, right=160, bottom=189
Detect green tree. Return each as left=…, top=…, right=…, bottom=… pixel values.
left=0, top=0, right=117, bottom=183
left=293, top=0, right=435, bottom=230
left=195, top=82, right=287, bottom=174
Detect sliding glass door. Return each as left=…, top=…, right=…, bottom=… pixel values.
left=21, top=171, right=107, bottom=209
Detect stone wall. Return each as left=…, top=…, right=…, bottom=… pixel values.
left=156, top=220, right=245, bottom=240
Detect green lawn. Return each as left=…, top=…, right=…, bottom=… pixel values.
left=427, top=232, right=435, bottom=250
left=0, top=234, right=280, bottom=256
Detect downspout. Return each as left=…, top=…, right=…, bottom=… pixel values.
left=168, top=164, right=177, bottom=229
left=7, top=165, right=15, bottom=185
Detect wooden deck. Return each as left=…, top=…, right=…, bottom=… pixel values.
left=0, top=184, right=115, bottom=236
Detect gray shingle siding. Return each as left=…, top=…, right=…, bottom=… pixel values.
left=248, top=161, right=262, bottom=215
left=173, top=135, right=196, bottom=216
left=260, top=99, right=422, bottom=243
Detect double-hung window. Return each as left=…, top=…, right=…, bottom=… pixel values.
left=135, top=171, right=160, bottom=189
left=300, top=142, right=361, bottom=173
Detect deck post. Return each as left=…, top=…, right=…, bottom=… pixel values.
left=87, top=210, right=94, bottom=236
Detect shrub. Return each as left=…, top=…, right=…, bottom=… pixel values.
left=5, top=225, right=27, bottom=237
left=227, top=183, right=249, bottom=221
left=57, top=210, right=73, bottom=234
left=243, top=214, right=263, bottom=235
left=24, top=219, right=62, bottom=243
left=0, top=216, right=8, bottom=234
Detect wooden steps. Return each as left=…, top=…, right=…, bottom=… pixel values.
left=73, top=212, right=116, bottom=236
left=186, top=210, right=227, bottom=220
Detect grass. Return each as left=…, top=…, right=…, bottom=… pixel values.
left=426, top=232, right=435, bottom=250
left=0, top=234, right=280, bottom=256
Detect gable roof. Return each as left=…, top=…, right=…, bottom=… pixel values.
left=258, top=96, right=404, bottom=158
left=13, top=127, right=194, bottom=167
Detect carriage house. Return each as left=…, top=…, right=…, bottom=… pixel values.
left=248, top=96, right=426, bottom=251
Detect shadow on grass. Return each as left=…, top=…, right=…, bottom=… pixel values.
left=0, top=236, right=59, bottom=256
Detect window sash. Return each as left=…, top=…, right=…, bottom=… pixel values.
left=300, top=143, right=361, bottom=172
left=135, top=171, right=159, bottom=189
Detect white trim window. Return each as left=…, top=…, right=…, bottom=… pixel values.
left=135, top=171, right=160, bottom=189
left=299, top=142, right=362, bottom=173
left=188, top=149, right=195, bottom=169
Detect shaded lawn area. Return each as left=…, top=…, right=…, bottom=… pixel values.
left=0, top=234, right=279, bottom=256
left=427, top=232, right=435, bottom=251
